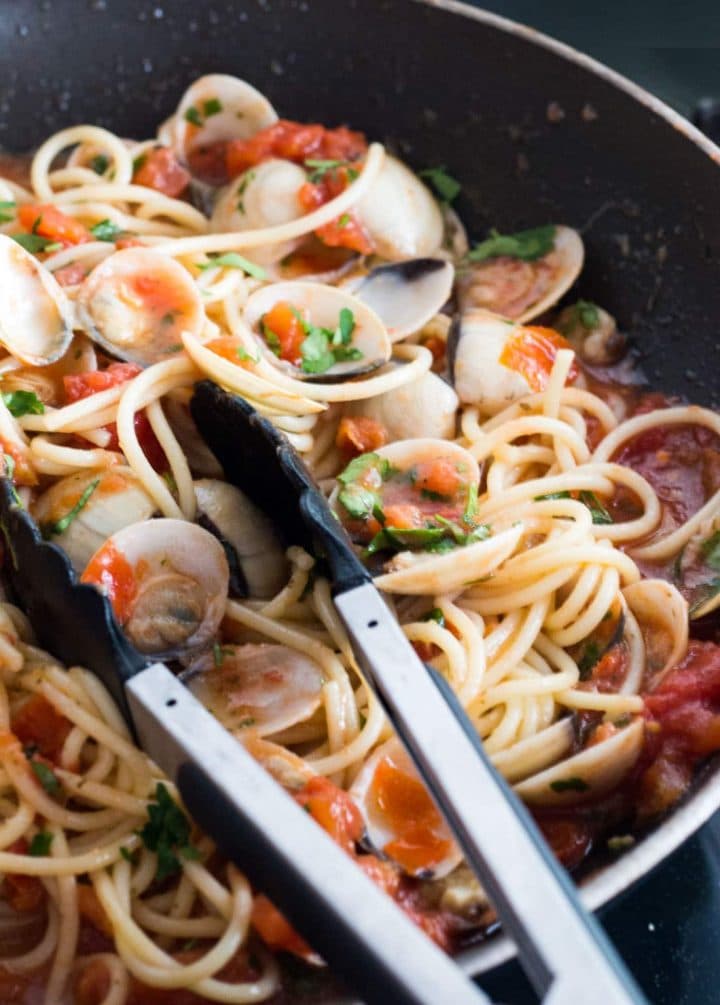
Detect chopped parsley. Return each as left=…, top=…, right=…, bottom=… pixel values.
left=366, top=519, right=490, bottom=557
left=90, top=154, right=110, bottom=175
left=337, top=213, right=351, bottom=228
left=419, top=165, right=461, bottom=203
left=132, top=152, right=148, bottom=174
left=3, top=453, right=21, bottom=505
left=185, top=98, right=223, bottom=128
left=203, top=97, right=223, bottom=118
left=235, top=170, right=255, bottom=213
left=577, top=641, right=601, bottom=680
left=338, top=452, right=394, bottom=486
left=701, top=531, right=720, bottom=571
left=0, top=200, right=16, bottom=224
left=549, top=776, right=589, bottom=793
left=468, top=224, right=556, bottom=264
left=29, top=831, right=53, bottom=856
left=44, top=478, right=100, bottom=537
left=263, top=305, right=362, bottom=376
left=30, top=760, right=61, bottom=796
left=236, top=346, right=260, bottom=364
left=463, top=483, right=479, bottom=524
left=423, top=607, right=446, bottom=626
left=213, top=642, right=235, bottom=668
left=90, top=219, right=123, bottom=242
left=262, top=324, right=282, bottom=356
left=534, top=490, right=571, bottom=502
left=138, top=783, right=201, bottom=881
left=120, top=845, right=138, bottom=864
left=338, top=483, right=382, bottom=521
left=11, top=232, right=62, bottom=254
left=573, top=300, right=601, bottom=329
left=304, top=158, right=359, bottom=183
left=579, top=491, right=613, bottom=525
left=184, top=105, right=203, bottom=126
left=197, top=252, right=266, bottom=281
left=2, top=390, right=45, bottom=417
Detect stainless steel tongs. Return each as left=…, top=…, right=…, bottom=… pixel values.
left=0, top=379, right=650, bottom=1005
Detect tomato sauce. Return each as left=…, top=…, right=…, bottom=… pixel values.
left=81, top=542, right=137, bottom=624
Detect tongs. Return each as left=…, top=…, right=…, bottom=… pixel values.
left=0, top=380, right=648, bottom=1005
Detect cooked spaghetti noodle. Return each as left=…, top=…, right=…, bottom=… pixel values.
left=1, top=74, right=720, bottom=1004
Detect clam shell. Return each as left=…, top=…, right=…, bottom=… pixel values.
left=513, top=719, right=644, bottom=807
left=158, top=73, right=277, bottom=157
left=351, top=258, right=454, bottom=342
left=449, top=308, right=528, bottom=411
left=243, top=279, right=391, bottom=382
left=348, top=370, right=459, bottom=441
left=623, top=579, right=689, bottom=687
left=0, top=234, right=74, bottom=366
left=76, top=248, right=205, bottom=367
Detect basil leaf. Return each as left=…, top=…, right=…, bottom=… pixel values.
left=701, top=530, right=720, bottom=571
left=468, top=224, right=556, bottom=263
left=45, top=478, right=100, bottom=537
left=338, top=484, right=381, bottom=520
left=12, top=233, right=62, bottom=254
left=0, top=200, right=16, bottom=224
left=2, top=390, right=45, bottom=417
left=90, top=219, right=123, bottom=242
left=90, top=154, right=109, bottom=175
left=300, top=328, right=336, bottom=375
left=198, top=253, right=266, bottom=280
left=338, top=452, right=391, bottom=486
left=419, top=165, right=461, bottom=203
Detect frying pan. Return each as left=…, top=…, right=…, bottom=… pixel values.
left=2, top=0, right=720, bottom=986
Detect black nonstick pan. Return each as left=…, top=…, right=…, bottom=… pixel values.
left=2, top=0, right=720, bottom=995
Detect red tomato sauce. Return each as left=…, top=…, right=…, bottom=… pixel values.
left=81, top=542, right=138, bottom=624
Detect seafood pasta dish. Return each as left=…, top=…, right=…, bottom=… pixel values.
left=0, top=73, right=719, bottom=1004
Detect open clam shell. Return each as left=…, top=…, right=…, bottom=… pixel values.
left=243, top=279, right=391, bottom=382
left=457, top=225, right=584, bottom=323
left=623, top=579, right=688, bottom=687
left=356, top=155, right=444, bottom=261
left=349, top=737, right=462, bottom=878
left=75, top=247, right=205, bottom=367
left=32, top=468, right=156, bottom=575
left=0, top=234, right=74, bottom=366
left=210, top=159, right=307, bottom=265
left=351, top=258, right=454, bottom=342
left=183, top=642, right=324, bottom=738
left=158, top=73, right=278, bottom=158
left=348, top=370, right=459, bottom=441
left=514, top=718, right=644, bottom=807
left=81, top=518, right=229, bottom=660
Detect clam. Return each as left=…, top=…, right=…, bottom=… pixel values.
left=457, top=225, right=584, bottom=323
left=75, top=248, right=205, bottom=367
left=184, top=643, right=324, bottom=737
left=33, top=468, right=156, bottom=574
left=350, top=258, right=454, bottom=342
left=622, top=579, right=688, bottom=686
left=81, top=518, right=229, bottom=659
left=210, top=159, right=308, bottom=266
left=0, top=234, right=74, bottom=366
left=194, top=479, right=289, bottom=598
left=448, top=308, right=573, bottom=413
left=158, top=74, right=278, bottom=159
left=513, top=718, right=644, bottom=807
left=349, top=737, right=462, bottom=878
left=243, top=280, right=391, bottom=382
left=355, top=155, right=444, bottom=261
left=555, top=301, right=626, bottom=365
left=347, top=370, right=459, bottom=441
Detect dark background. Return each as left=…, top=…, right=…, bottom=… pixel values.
left=468, top=11, right=720, bottom=1005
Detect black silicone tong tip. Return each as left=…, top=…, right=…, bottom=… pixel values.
left=0, top=479, right=145, bottom=721
left=190, top=380, right=370, bottom=594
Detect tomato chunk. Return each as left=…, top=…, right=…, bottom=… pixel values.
left=260, top=301, right=307, bottom=366
left=11, top=693, right=71, bottom=763
left=64, top=362, right=142, bottom=404
left=294, top=775, right=364, bottom=855
left=17, top=203, right=91, bottom=247
left=53, top=262, right=88, bottom=287
left=499, top=325, right=577, bottom=392
left=82, top=542, right=138, bottom=625
left=225, top=120, right=366, bottom=177
left=133, top=147, right=190, bottom=198
left=336, top=416, right=388, bottom=458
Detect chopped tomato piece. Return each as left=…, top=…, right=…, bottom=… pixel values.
left=315, top=212, right=373, bottom=255
left=187, top=140, right=231, bottom=186
left=225, top=120, right=366, bottom=177
left=115, top=237, right=145, bottom=250
left=422, top=335, right=446, bottom=367
left=53, top=262, right=88, bottom=287
left=206, top=336, right=255, bottom=369
left=251, top=894, right=315, bottom=960
left=535, top=815, right=593, bottom=870
left=260, top=301, right=307, bottom=366
left=383, top=503, right=425, bottom=530
left=11, top=693, right=71, bottom=762
left=294, top=776, right=364, bottom=855
left=2, top=840, right=46, bottom=912
left=412, top=458, right=463, bottom=499
left=499, top=325, right=577, bottom=392
left=412, top=640, right=442, bottom=662
left=1, top=439, right=36, bottom=487
left=133, top=147, right=190, bottom=198
left=81, top=542, right=137, bottom=625
left=64, top=362, right=142, bottom=404
left=336, top=416, right=388, bottom=457
left=298, top=165, right=373, bottom=254
left=17, top=203, right=91, bottom=247
left=77, top=886, right=113, bottom=938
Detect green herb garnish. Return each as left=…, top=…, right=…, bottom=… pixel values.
left=423, top=607, right=446, bottom=627
left=184, top=105, right=203, bottom=127
left=45, top=478, right=100, bottom=537
left=138, top=782, right=200, bottom=882
left=262, top=324, right=282, bottom=356
left=11, top=233, right=62, bottom=254
left=90, top=154, right=110, bottom=175
left=30, top=760, right=61, bottom=796
left=0, top=200, right=16, bottom=224
left=574, top=300, right=601, bottom=329
left=549, top=776, right=589, bottom=793
left=235, top=170, right=255, bottom=213
left=338, top=484, right=382, bottom=521
left=90, top=219, right=123, bottom=242
left=304, top=158, right=358, bottom=183
left=29, top=831, right=53, bottom=856
left=202, top=98, right=223, bottom=118
left=132, top=153, right=148, bottom=174
left=197, top=252, right=266, bottom=280
left=578, top=641, right=601, bottom=680
left=338, top=452, right=393, bottom=486
left=120, top=845, right=138, bottom=863
left=2, top=390, right=45, bottom=418
left=579, top=491, right=613, bottom=525
left=337, top=213, right=351, bottom=228
left=534, top=490, right=572, bottom=502
left=607, top=834, right=635, bottom=853
left=236, top=346, right=259, bottom=363
left=468, top=224, right=556, bottom=264
left=463, top=483, right=479, bottom=524
left=419, top=165, right=461, bottom=203
left=701, top=531, right=720, bottom=571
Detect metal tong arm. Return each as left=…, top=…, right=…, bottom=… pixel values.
left=334, top=584, right=649, bottom=1005
left=127, top=663, right=491, bottom=1005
